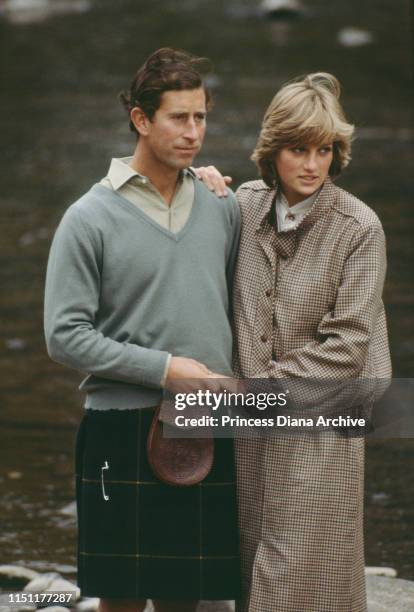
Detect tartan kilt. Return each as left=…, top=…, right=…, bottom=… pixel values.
left=75, top=407, right=241, bottom=600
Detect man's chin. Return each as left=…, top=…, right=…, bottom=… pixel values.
left=175, top=148, right=200, bottom=162
left=171, top=157, right=197, bottom=170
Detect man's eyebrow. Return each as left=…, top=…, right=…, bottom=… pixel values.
left=168, top=109, right=207, bottom=115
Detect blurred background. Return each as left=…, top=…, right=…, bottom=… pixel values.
left=0, top=0, right=413, bottom=582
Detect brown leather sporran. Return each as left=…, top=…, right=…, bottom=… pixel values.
left=147, top=401, right=214, bottom=486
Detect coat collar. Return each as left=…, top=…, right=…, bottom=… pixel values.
left=255, top=177, right=338, bottom=260
left=255, top=176, right=337, bottom=233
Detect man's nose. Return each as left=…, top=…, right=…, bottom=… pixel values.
left=183, top=119, right=199, bottom=140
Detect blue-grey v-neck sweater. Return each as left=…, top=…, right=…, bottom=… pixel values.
left=44, top=180, right=241, bottom=410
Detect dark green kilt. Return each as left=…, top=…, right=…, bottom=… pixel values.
left=75, top=407, right=241, bottom=600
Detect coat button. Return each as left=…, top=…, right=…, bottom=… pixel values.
left=265, top=289, right=272, bottom=297
left=261, top=334, right=268, bottom=343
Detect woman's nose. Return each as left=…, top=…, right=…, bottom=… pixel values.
left=304, top=154, right=318, bottom=171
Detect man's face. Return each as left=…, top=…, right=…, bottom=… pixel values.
left=139, top=88, right=207, bottom=171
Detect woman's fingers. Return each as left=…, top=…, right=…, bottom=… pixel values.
left=192, top=165, right=233, bottom=197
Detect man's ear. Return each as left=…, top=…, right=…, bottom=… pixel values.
left=130, top=107, right=151, bottom=136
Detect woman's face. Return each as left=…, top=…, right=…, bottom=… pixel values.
left=274, top=143, right=333, bottom=206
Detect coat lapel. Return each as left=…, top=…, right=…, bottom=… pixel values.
left=254, top=177, right=338, bottom=262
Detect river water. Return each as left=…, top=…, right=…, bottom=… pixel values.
left=0, top=0, right=413, bottom=582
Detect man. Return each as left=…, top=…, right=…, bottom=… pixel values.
left=44, top=48, right=241, bottom=612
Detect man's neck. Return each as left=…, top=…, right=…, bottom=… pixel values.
left=129, top=147, right=180, bottom=206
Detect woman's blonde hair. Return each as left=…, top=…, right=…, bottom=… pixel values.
left=251, top=72, right=355, bottom=187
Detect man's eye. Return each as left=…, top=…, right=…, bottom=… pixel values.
left=320, top=146, right=332, bottom=154
left=292, top=147, right=304, bottom=153
left=195, top=115, right=206, bottom=123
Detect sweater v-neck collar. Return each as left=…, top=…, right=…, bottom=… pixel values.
left=90, top=180, right=200, bottom=242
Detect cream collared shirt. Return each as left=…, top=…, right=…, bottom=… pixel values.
left=100, top=156, right=195, bottom=233
left=276, top=189, right=320, bottom=232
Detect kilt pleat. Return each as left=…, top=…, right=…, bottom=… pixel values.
left=75, top=407, right=241, bottom=600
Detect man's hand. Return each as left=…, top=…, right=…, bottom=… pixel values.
left=192, top=166, right=232, bottom=198
left=166, top=356, right=210, bottom=381
left=165, top=356, right=237, bottom=395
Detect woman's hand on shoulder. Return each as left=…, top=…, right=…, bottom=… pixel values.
left=192, top=165, right=232, bottom=198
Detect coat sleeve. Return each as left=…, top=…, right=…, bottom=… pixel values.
left=261, top=220, right=387, bottom=380
left=44, top=206, right=169, bottom=388
left=225, top=193, right=242, bottom=304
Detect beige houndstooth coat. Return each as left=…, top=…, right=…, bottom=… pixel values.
left=233, top=177, right=391, bottom=612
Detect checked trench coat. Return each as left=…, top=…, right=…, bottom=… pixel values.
left=232, top=177, right=392, bottom=612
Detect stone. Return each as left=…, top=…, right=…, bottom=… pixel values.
left=26, top=562, right=76, bottom=575
left=260, top=0, right=304, bottom=18
left=366, top=576, right=414, bottom=612
left=0, top=0, right=90, bottom=25
left=5, top=339, right=26, bottom=351
left=58, top=502, right=77, bottom=517
left=0, top=593, right=36, bottom=612
left=337, top=27, right=374, bottom=47
left=0, top=565, right=39, bottom=588
left=0, top=592, right=35, bottom=612
left=365, top=566, right=397, bottom=577
left=38, top=608, right=70, bottom=612
left=24, top=573, right=80, bottom=601
left=76, top=599, right=99, bottom=612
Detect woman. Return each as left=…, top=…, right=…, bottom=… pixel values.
left=198, top=73, right=391, bottom=612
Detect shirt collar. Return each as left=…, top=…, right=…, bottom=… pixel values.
left=106, top=157, right=141, bottom=191
left=256, top=176, right=337, bottom=232
left=277, top=190, right=319, bottom=216
left=106, top=156, right=194, bottom=191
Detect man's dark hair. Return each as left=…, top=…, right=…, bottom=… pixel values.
left=120, top=48, right=212, bottom=135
